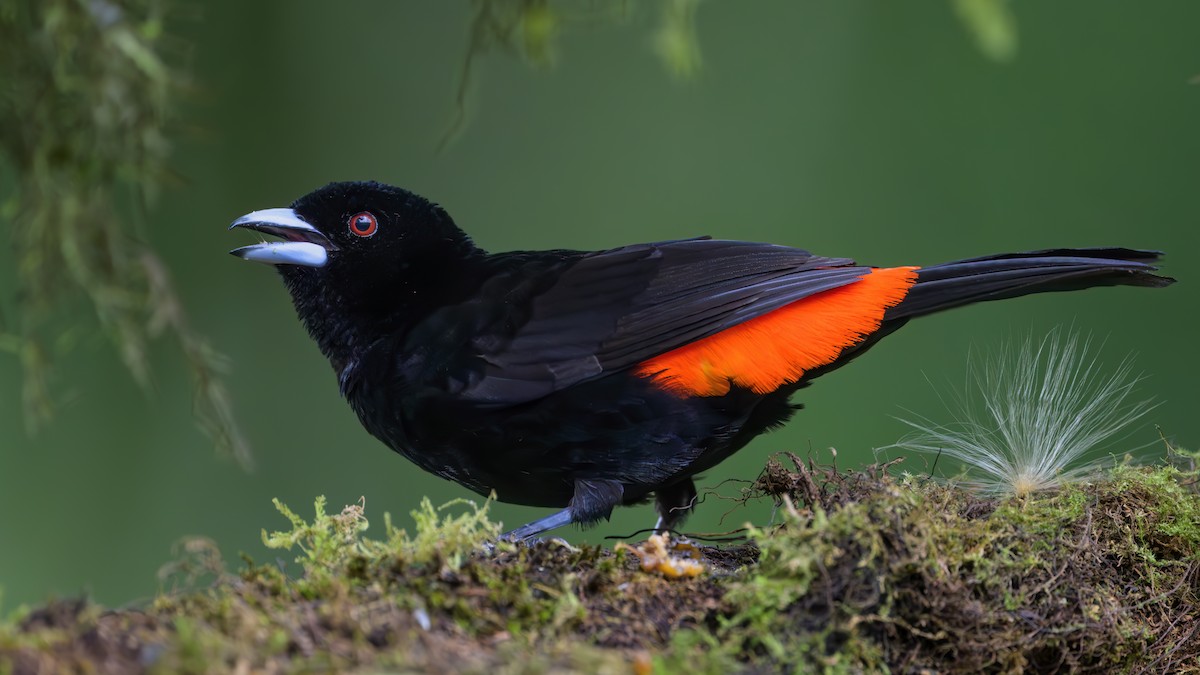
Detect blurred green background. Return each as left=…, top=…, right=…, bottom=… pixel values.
left=1, top=1, right=1197, bottom=609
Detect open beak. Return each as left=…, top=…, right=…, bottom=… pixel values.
left=229, top=208, right=334, bottom=267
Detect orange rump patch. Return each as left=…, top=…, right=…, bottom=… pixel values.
left=637, top=266, right=919, bottom=397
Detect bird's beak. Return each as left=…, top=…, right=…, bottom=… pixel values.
left=229, top=208, right=334, bottom=267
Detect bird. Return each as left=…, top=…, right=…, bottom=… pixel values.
left=229, top=180, right=1174, bottom=539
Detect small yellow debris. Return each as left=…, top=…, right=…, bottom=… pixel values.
left=632, top=651, right=653, bottom=675
left=616, top=533, right=707, bottom=579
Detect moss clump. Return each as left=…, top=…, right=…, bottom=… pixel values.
left=685, top=453, right=1200, bottom=672
left=3, top=454, right=1199, bottom=673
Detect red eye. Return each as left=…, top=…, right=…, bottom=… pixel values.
left=348, top=212, right=378, bottom=237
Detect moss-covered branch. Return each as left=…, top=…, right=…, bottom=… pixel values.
left=3, top=453, right=1198, bottom=673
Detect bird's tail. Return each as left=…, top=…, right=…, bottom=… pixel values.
left=885, top=248, right=1174, bottom=322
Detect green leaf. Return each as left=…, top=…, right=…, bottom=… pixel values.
left=953, top=0, right=1018, bottom=62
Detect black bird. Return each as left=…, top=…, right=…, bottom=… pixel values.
left=230, top=181, right=1173, bottom=538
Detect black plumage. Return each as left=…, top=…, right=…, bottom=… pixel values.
left=230, top=181, right=1173, bottom=538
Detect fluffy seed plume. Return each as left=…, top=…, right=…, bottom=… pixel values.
left=887, top=328, right=1156, bottom=497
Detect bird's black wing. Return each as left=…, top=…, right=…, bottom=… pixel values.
left=436, top=238, right=871, bottom=406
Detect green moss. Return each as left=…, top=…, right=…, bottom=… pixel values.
left=0, top=0, right=249, bottom=464
left=3, top=455, right=1199, bottom=673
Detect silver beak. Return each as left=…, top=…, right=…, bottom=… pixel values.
left=229, top=208, right=333, bottom=268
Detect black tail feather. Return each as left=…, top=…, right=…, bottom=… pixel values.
left=886, top=248, right=1174, bottom=321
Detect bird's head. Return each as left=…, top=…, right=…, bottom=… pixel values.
left=230, top=181, right=481, bottom=363
left=230, top=180, right=473, bottom=283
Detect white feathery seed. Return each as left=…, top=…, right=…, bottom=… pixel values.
left=885, top=328, right=1156, bottom=497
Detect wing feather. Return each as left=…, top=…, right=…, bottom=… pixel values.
left=457, top=238, right=869, bottom=404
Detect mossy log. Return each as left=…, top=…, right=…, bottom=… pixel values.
left=3, top=455, right=1199, bottom=673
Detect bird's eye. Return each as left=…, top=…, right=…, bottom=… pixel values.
left=348, top=212, right=378, bottom=237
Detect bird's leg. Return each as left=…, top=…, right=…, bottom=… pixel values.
left=569, top=478, right=625, bottom=524
left=502, top=509, right=574, bottom=540
left=653, top=478, right=698, bottom=533
left=502, top=478, right=625, bottom=541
